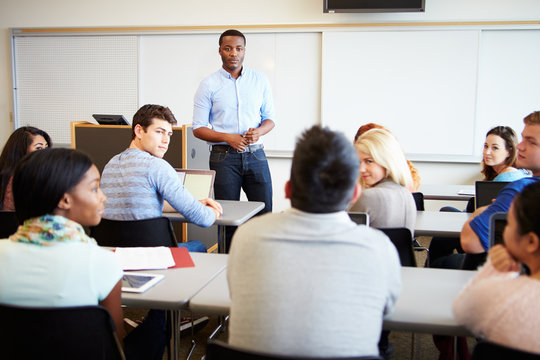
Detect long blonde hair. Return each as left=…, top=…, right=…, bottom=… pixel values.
left=355, top=129, right=412, bottom=188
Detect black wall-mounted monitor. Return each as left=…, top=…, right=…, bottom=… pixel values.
left=323, top=0, right=425, bottom=13
left=92, top=114, right=130, bottom=126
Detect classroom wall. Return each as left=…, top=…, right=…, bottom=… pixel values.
left=1, top=0, right=539, bottom=212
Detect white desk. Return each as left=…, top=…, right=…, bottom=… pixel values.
left=414, top=211, right=471, bottom=237
left=122, top=252, right=228, bottom=309
left=383, top=267, right=475, bottom=336
left=165, top=200, right=264, bottom=252
left=421, top=184, right=474, bottom=201
left=164, top=200, right=264, bottom=227
left=188, top=270, right=230, bottom=316
left=122, top=252, right=228, bottom=360
left=187, top=263, right=476, bottom=337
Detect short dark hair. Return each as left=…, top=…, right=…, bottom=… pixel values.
left=219, top=29, right=246, bottom=46
left=481, top=126, right=520, bottom=181
left=0, top=126, right=52, bottom=206
left=512, top=181, right=540, bottom=238
left=290, top=126, right=360, bottom=213
left=131, top=104, right=177, bottom=139
left=13, top=148, right=93, bottom=222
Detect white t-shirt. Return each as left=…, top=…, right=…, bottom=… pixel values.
left=0, top=240, right=122, bottom=307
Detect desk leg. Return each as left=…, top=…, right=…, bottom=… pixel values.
left=218, top=225, right=226, bottom=254
left=167, top=310, right=180, bottom=360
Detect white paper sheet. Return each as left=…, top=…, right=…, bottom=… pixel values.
left=115, top=247, right=175, bottom=270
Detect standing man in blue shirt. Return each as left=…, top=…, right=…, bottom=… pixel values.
left=193, top=29, right=276, bottom=249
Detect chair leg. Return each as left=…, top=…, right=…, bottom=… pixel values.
left=410, top=332, right=415, bottom=360
left=208, top=315, right=229, bottom=341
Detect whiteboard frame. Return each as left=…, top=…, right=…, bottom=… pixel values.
left=10, top=21, right=540, bottom=161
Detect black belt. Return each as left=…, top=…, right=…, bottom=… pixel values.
left=211, top=144, right=264, bottom=153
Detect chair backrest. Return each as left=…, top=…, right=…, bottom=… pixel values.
left=471, top=341, right=540, bottom=360
left=205, top=340, right=383, bottom=360
left=0, top=211, right=18, bottom=239
left=0, top=304, right=125, bottom=360
left=461, top=252, right=488, bottom=271
left=90, top=217, right=177, bottom=247
left=411, top=192, right=425, bottom=211
left=378, top=228, right=417, bottom=267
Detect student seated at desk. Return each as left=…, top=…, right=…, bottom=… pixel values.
left=431, top=111, right=540, bottom=269
left=0, top=148, right=124, bottom=340
left=100, top=104, right=222, bottom=360
left=354, top=123, right=421, bottom=192
left=227, top=126, right=401, bottom=358
left=100, top=104, right=222, bottom=251
left=430, top=125, right=530, bottom=267
left=349, top=128, right=417, bottom=234
left=481, top=126, right=530, bottom=182
left=453, top=181, right=540, bottom=355
left=0, top=126, right=51, bottom=211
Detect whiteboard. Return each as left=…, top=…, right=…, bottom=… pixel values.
left=139, top=32, right=321, bottom=152
left=322, top=30, right=480, bottom=160
left=13, top=36, right=138, bottom=144
left=475, top=29, right=540, bottom=157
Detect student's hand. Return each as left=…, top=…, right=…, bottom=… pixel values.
left=489, top=244, right=520, bottom=273
left=200, top=198, right=223, bottom=219
left=226, top=134, right=248, bottom=151
left=244, top=127, right=261, bottom=144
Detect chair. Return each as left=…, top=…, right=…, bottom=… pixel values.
left=412, top=192, right=425, bottom=211
left=0, top=211, right=18, bottom=239
left=0, top=304, right=125, bottom=360
left=461, top=252, right=488, bottom=270
left=90, top=216, right=177, bottom=247
left=471, top=341, right=540, bottom=360
left=379, top=227, right=417, bottom=267
left=378, top=228, right=419, bottom=358
left=205, top=340, right=383, bottom=360
left=410, top=193, right=430, bottom=260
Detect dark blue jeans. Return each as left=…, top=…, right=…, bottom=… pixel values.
left=210, top=147, right=272, bottom=251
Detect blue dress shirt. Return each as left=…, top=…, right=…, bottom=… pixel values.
left=192, top=66, right=276, bottom=145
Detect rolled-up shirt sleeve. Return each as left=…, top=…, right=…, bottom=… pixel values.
left=192, top=80, right=212, bottom=131
left=259, top=73, right=276, bottom=122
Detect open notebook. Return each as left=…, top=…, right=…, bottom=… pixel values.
left=175, top=169, right=216, bottom=200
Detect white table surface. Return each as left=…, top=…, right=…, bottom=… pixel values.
left=164, top=200, right=264, bottom=227
left=187, top=263, right=476, bottom=337
left=420, top=184, right=475, bottom=201
left=383, top=267, right=475, bottom=336
left=414, top=210, right=471, bottom=237
left=122, top=252, right=228, bottom=310
left=188, top=270, right=230, bottom=315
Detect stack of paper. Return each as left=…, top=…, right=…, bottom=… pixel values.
left=115, top=247, right=175, bottom=270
